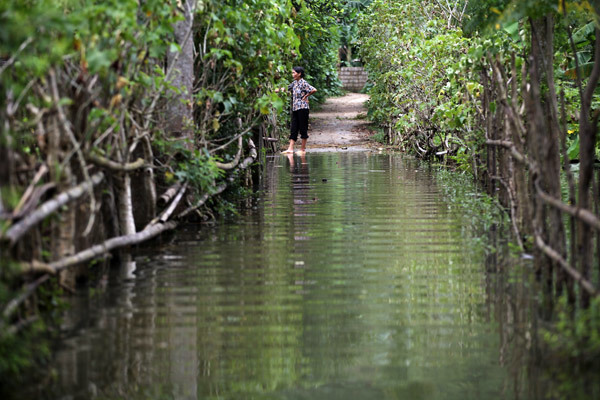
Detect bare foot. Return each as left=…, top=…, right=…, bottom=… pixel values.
left=282, top=149, right=294, bottom=154
left=295, top=150, right=306, bottom=154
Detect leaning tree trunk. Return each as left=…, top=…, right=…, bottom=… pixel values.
left=577, top=27, right=600, bottom=308
left=166, top=0, right=196, bottom=145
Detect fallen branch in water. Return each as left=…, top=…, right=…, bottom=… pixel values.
left=158, top=183, right=182, bottom=207
left=22, top=221, right=178, bottom=275
left=146, top=182, right=188, bottom=228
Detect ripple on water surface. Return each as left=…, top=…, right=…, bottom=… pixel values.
left=41, top=153, right=521, bottom=400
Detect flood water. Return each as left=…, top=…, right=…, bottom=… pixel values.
left=25, top=152, right=574, bottom=399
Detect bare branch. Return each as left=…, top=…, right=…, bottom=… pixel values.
left=490, top=57, right=528, bottom=139
left=177, top=183, right=227, bottom=219
left=215, top=136, right=243, bottom=170
left=159, top=183, right=182, bottom=207
left=2, top=274, right=50, bottom=321
left=490, top=175, right=524, bottom=249
left=535, top=234, right=598, bottom=296
left=146, top=182, right=188, bottom=228
left=0, top=37, right=33, bottom=77
left=13, top=164, right=48, bottom=215
left=2, top=172, right=104, bottom=245
left=485, top=139, right=533, bottom=169
left=87, top=153, right=146, bottom=172
left=49, top=69, right=98, bottom=236
left=535, top=181, right=600, bottom=232
left=23, top=221, right=178, bottom=275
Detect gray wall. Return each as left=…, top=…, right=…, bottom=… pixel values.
left=339, top=67, right=368, bottom=92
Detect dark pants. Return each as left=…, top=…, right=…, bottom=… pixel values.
left=290, top=108, right=309, bottom=141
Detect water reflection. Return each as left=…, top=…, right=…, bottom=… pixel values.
left=15, top=153, right=595, bottom=400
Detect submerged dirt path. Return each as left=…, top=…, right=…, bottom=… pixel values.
left=301, top=92, right=371, bottom=152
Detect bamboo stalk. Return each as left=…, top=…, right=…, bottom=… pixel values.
left=2, top=172, right=104, bottom=245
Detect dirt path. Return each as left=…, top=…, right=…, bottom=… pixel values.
left=296, top=93, right=372, bottom=152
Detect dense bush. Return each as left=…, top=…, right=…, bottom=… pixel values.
left=359, top=0, right=600, bottom=169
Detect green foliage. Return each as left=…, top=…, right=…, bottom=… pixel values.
left=370, top=127, right=387, bottom=144
left=543, top=295, right=600, bottom=360
left=176, top=149, right=225, bottom=195
left=0, top=260, right=66, bottom=392
left=338, top=0, right=372, bottom=66
left=433, top=166, right=508, bottom=252
left=193, top=0, right=299, bottom=141
left=359, top=0, right=600, bottom=165
left=292, top=0, right=344, bottom=101
left=0, top=318, right=50, bottom=393
left=462, top=0, right=511, bottom=35
left=359, top=0, right=475, bottom=158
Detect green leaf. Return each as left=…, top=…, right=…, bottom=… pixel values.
left=567, top=136, right=580, bottom=159
left=565, top=62, right=595, bottom=80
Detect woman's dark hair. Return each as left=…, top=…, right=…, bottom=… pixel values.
left=293, top=66, right=305, bottom=78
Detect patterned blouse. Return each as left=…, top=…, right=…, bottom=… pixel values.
left=288, top=78, right=316, bottom=111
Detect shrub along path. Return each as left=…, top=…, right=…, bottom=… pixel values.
left=300, top=92, right=372, bottom=152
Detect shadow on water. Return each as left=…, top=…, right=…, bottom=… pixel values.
left=12, top=152, right=599, bottom=399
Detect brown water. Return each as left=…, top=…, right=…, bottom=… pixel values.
left=26, top=152, right=558, bottom=399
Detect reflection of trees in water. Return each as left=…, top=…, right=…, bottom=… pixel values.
left=28, top=153, right=600, bottom=400
left=484, top=225, right=600, bottom=400
left=44, top=252, right=205, bottom=400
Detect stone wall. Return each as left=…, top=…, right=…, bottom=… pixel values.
left=338, top=67, right=368, bottom=92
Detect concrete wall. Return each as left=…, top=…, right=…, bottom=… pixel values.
left=338, top=67, right=368, bottom=92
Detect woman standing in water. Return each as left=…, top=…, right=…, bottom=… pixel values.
left=282, top=66, right=317, bottom=154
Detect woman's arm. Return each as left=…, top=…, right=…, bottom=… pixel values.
left=302, top=88, right=316, bottom=101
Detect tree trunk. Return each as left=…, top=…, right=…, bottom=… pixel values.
left=512, top=56, right=530, bottom=238
left=116, top=172, right=136, bottom=237
left=577, top=28, right=600, bottom=308
left=166, top=0, right=196, bottom=144
left=528, top=15, right=566, bottom=313
left=46, top=114, right=77, bottom=288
